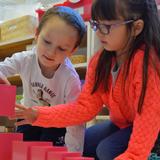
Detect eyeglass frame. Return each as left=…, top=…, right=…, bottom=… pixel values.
left=89, top=19, right=135, bottom=35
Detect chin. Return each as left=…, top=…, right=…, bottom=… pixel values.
left=103, top=46, right=114, bottom=52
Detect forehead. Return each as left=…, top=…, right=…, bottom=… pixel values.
left=41, top=16, right=78, bottom=47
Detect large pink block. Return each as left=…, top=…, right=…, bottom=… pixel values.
left=47, top=151, right=81, bottom=160
left=64, top=157, right=94, bottom=160
left=31, top=146, right=67, bottom=160
left=0, top=133, right=23, bottom=160
left=0, top=84, right=16, bottom=116
left=12, top=141, right=53, bottom=160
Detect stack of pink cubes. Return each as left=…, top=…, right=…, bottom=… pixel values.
left=0, top=85, right=23, bottom=160
left=0, top=85, right=94, bottom=160
left=12, top=140, right=94, bottom=160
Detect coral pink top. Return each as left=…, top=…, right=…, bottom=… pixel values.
left=33, top=48, right=160, bottom=160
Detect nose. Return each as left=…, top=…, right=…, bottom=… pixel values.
left=46, top=46, right=56, bottom=57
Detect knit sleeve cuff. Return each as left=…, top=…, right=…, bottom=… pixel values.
left=32, top=106, right=53, bottom=127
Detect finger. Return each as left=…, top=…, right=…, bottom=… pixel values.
left=14, top=116, right=26, bottom=120
left=8, top=116, right=17, bottom=120
left=14, top=114, right=26, bottom=119
left=9, top=113, right=25, bottom=120
left=15, top=103, right=27, bottom=110
left=15, top=110, right=25, bottom=115
left=4, top=78, right=10, bottom=85
left=15, top=120, right=30, bottom=126
left=0, top=78, right=10, bottom=85
left=15, top=110, right=25, bottom=116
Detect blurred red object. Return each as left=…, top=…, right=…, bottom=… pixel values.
left=36, top=9, right=45, bottom=21
left=36, top=0, right=92, bottom=21
left=0, top=84, right=16, bottom=116
left=0, top=133, right=23, bottom=160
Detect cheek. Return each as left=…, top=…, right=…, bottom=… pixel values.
left=59, top=54, right=67, bottom=61
left=36, top=46, right=43, bottom=56
left=37, top=40, right=47, bottom=50
left=55, top=52, right=66, bottom=60
left=56, top=56, right=65, bottom=64
left=36, top=42, right=42, bottom=51
left=110, top=38, right=126, bottom=50
left=111, top=29, right=128, bottom=45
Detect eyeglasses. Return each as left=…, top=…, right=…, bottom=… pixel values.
left=89, top=19, right=134, bottom=35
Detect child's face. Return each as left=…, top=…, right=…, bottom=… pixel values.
left=36, top=16, right=78, bottom=70
left=96, top=19, right=131, bottom=55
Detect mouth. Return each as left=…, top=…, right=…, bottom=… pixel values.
left=43, top=55, right=54, bottom=61
left=100, top=40, right=107, bottom=44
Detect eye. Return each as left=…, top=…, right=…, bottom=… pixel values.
left=58, top=47, right=67, bottom=52
left=106, top=24, right=112, bottom=29
left=43, top=38, right=51, bottom=44
left=101, top=24, right=111, bottom=30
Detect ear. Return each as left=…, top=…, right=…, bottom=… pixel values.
left=132, top=19, right=144, bottom=37
left=34, top=28, right=39, bottom=42
left=34, top=35, right=38, bottom=42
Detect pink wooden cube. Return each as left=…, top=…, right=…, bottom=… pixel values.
left=31, top=146, right=67, bottom=160
left=47, top=151, right=81, bottom=160
left=0, top=133, right=23, bottom=160
left=12, top=141, right=52, bottom=160
left=0, top=84, right=16, bottom=116
left=64, top=157, right=94, bottom=160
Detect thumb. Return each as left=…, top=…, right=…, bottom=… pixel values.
left=0, top=77, right=10, bottom=85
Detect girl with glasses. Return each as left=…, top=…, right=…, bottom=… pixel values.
left=12, top=0, right=160, bottom=159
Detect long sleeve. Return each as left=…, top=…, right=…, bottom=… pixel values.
left=32, top=52, right=104, bottom=127
left=115, top=51, right=160, bottom=160
left=0, top=52, right=24, bottom=77
left=0, top=50, right=35, bottom=78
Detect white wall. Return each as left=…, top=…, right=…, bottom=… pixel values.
left=0, top=0, right=66, bottom=22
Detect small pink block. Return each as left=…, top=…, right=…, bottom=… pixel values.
left=31, top=146, right=67, bottom=160
left=47, top=151, right=81, bottom=160
left=0, top=133, right=23, bottom=160
left=12, top=141, right=53, bottom=160
left=64, top=157, right=94, bottom=160
left=0, top=84, right=16, bottom=116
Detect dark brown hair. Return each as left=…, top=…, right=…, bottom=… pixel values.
left=91, top=0, right=160, bottom=113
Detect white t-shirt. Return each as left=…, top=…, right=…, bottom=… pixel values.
left=0, top=48, right=84, bottom=152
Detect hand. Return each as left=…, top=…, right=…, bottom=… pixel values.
left=11, top=103, right=38, bottom=126
left=0, top=77, right=10, bottom=85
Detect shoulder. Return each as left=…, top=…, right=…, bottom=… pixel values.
left=11, top=48, right=36, bottom=62
left=21, top=48, right=36, bottom=60
left=129, top=47, right=160, bottom=82
left=131, top=47, right=159, bottom=71
left=131, top=48, right=144, bottom=67
left=89, top=50, right=102, bottom=66
left=129, top=46, right=149, bottom=75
